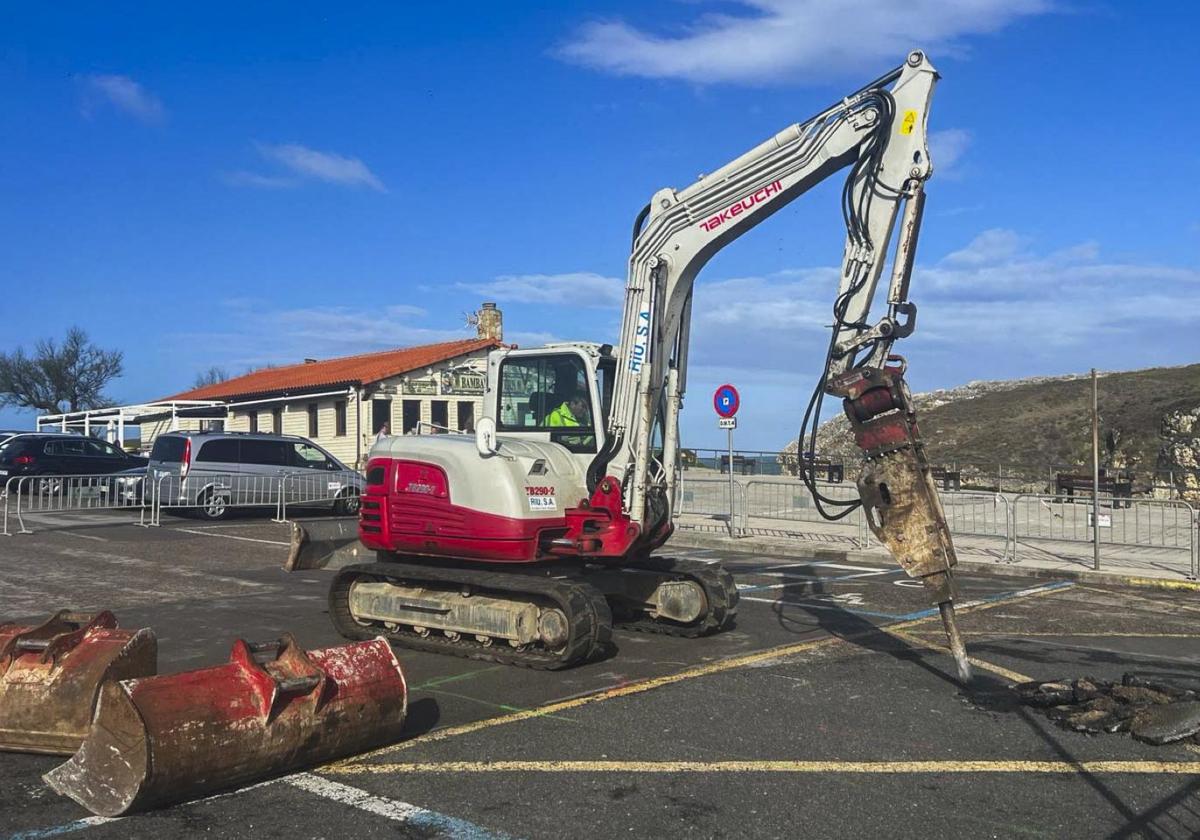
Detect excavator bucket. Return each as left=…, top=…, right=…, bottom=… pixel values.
left=0, top=610, right=156, bottom=754
left=45, top=634, right=407, bottom=817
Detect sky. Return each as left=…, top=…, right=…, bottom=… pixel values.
left=1, top=1, right=1198, bottom=450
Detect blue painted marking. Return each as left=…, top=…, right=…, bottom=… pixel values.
left=8, top=819, right=113, bottom=840
left=752, top=579, right=1074, bottom=622
left=406, top=808, right=516, bottom=840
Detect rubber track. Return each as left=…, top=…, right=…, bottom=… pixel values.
left=329, top=562, right=612, bottom=670
left=614, top=556, right=739, bottom=638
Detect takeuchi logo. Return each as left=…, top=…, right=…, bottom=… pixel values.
left=699, top=180, right=783, bottom=232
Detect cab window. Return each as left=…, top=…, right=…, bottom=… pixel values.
left=498, top=355, right=597, bottom=453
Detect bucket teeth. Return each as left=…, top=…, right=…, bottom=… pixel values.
left=0, top=610, right=157, bottom=755
left=45, top=634, right=408, bottom=817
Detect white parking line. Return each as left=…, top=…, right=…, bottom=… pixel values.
left=762, top=562, right=889, bottom=573
left=286, top=773, right=511, bottom=839
left=737, top=570, right=897, bottom=592
left=173, top=528, right=290, bottom=547
left=57, top=531, right=109, bottom=542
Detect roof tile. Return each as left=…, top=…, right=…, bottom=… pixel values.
left=164, top=337, right=501, bottom=401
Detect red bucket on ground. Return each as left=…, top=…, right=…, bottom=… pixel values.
left=0, top=610, right=156, bottom=754
left=45, top=634, right=408, bottom=816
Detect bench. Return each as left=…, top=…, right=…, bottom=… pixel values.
left=719, top=455, right=757, bottom=475
left=930, top=467, right=961, bottom=491
left=1055, top=469, right=1133, bottom=508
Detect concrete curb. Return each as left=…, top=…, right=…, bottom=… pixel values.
left=668, top=528, right=1200, bottom=593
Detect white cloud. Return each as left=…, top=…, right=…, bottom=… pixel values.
left=685, top=230, right=1200, bottom=371
left=942, top=228, right=1028, bottom=266
left=80, top=74, right=165, bottom=123
left=463, top=272, right=625, bottom=307
left=236, top=143, right=387, bottom=192
left=556, top=0, right=1050, bottom=84
left=928, top=128, right=971, bottom=179
left=677, top=231, right=1200, bottom=446
left=174, top=301, right=461, bottom=369
left=220, top=170, right=297, bottom=189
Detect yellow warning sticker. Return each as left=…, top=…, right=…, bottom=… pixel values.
left=899, top=109, right=917, bottom=135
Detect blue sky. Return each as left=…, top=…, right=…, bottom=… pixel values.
left=2, top=2, right=1198, bottom=449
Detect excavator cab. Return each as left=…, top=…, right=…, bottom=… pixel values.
left=486, top=343, right=616, bottom=462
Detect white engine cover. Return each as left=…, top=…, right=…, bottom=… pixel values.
left=370, top=434, right=588, bottom=520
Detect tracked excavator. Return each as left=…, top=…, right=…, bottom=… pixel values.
left=330, top=49, right=973, bottom=681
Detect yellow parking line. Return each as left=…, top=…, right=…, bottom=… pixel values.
left=323, top=581, right=1071, bottom=773
left=884, top=627, right=1033, bottom=684
left=325, top=759, right=1200, bottom=776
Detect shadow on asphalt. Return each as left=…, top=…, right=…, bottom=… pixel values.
left=402, top=697, right=442, bottom=741
left=760, top=568, right=1197, bottom=839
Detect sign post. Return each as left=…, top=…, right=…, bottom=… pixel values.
left=713, top=384, right=741, bottom=537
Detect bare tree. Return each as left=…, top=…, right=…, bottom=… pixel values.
left=0, top=328, right=123, bottom=413
left=193, top=366, right=229, bottom=389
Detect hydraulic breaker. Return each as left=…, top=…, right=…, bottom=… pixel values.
left=0, top=610, right=156, bottom=754
left=827, top=358, right=972, bottom=683
left=45, top=633, right=407, bottom=817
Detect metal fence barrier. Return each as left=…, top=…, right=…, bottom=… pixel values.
left=2, top=473, right=152, bottom=535
left=1011, top=493, right=1195, bottom=549
left=675, top=475, right=1198, bottom=578
left=1, top=470, right=365, bottom=534
left=681, top=449, right=1197, bottom=498
left=277, top=470, right=364, bottom=522
left=147, top=471, right=365, bottom=526
left=149, top=472, right=284, bottom=525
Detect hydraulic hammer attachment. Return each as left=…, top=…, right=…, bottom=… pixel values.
left=0, top=610, right=156, bottom=754
left=827, top=358, right=972, bottom=683
left=45, top=634, right=408, bottom=817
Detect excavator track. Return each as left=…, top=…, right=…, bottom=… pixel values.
left=329, top=561, right=612, bottom=670
left=607, top=556, right=739, bottom=638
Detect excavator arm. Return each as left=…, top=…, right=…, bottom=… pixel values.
left=592, top=49, right=972, bottom=681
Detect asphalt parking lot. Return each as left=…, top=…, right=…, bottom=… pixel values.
left=2, top=511, right=1199, bottom=839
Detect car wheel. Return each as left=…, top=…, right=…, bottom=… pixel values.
left=333, top=488, right=361, bottom=517
left=197, top=489, right=230, bottom=521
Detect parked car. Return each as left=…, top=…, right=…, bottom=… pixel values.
left=0, top=434, right=148, bottom=493
left=146, top=431, right=363, bottom=520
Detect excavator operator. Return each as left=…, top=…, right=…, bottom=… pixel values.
left=547, top=390, right=591, bottom=448
left=546, top=391, right=589, bottom=428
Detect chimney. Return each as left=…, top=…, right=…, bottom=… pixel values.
left=476, top=302, right=503, bottom=341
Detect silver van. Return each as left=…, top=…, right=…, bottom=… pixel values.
left=146, top=431, right=363, bottom=520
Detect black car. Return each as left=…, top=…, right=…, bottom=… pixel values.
left=0, top=434, right=148, bottom=492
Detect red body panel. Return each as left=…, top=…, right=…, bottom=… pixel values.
left=359, top=457, right=644, bottom=564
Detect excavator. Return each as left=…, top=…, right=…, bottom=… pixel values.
left=329, top=49, right=972, bottom=681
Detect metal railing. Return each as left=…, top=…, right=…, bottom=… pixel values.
left=680, top=449, right=1198, bottom=498
left=277, top=470, right=365, bottom=521
left=148, top=472, right=283, bottom=525
left=146, top=470, right=364, bottom=526
left=1, top=469, right=366, bottom=533
left=1011, top=493, right=1195, bottom=551
left=674, top=474, right=1198, bottom=578
left=2, top=473, right=152, bottom=535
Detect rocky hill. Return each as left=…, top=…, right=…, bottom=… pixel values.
left=780, top=364, right=1200, bottom=498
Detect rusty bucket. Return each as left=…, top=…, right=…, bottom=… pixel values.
left=0, top=610, right=156, bottom=754
left=46, top=634, right=407, bottom=817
